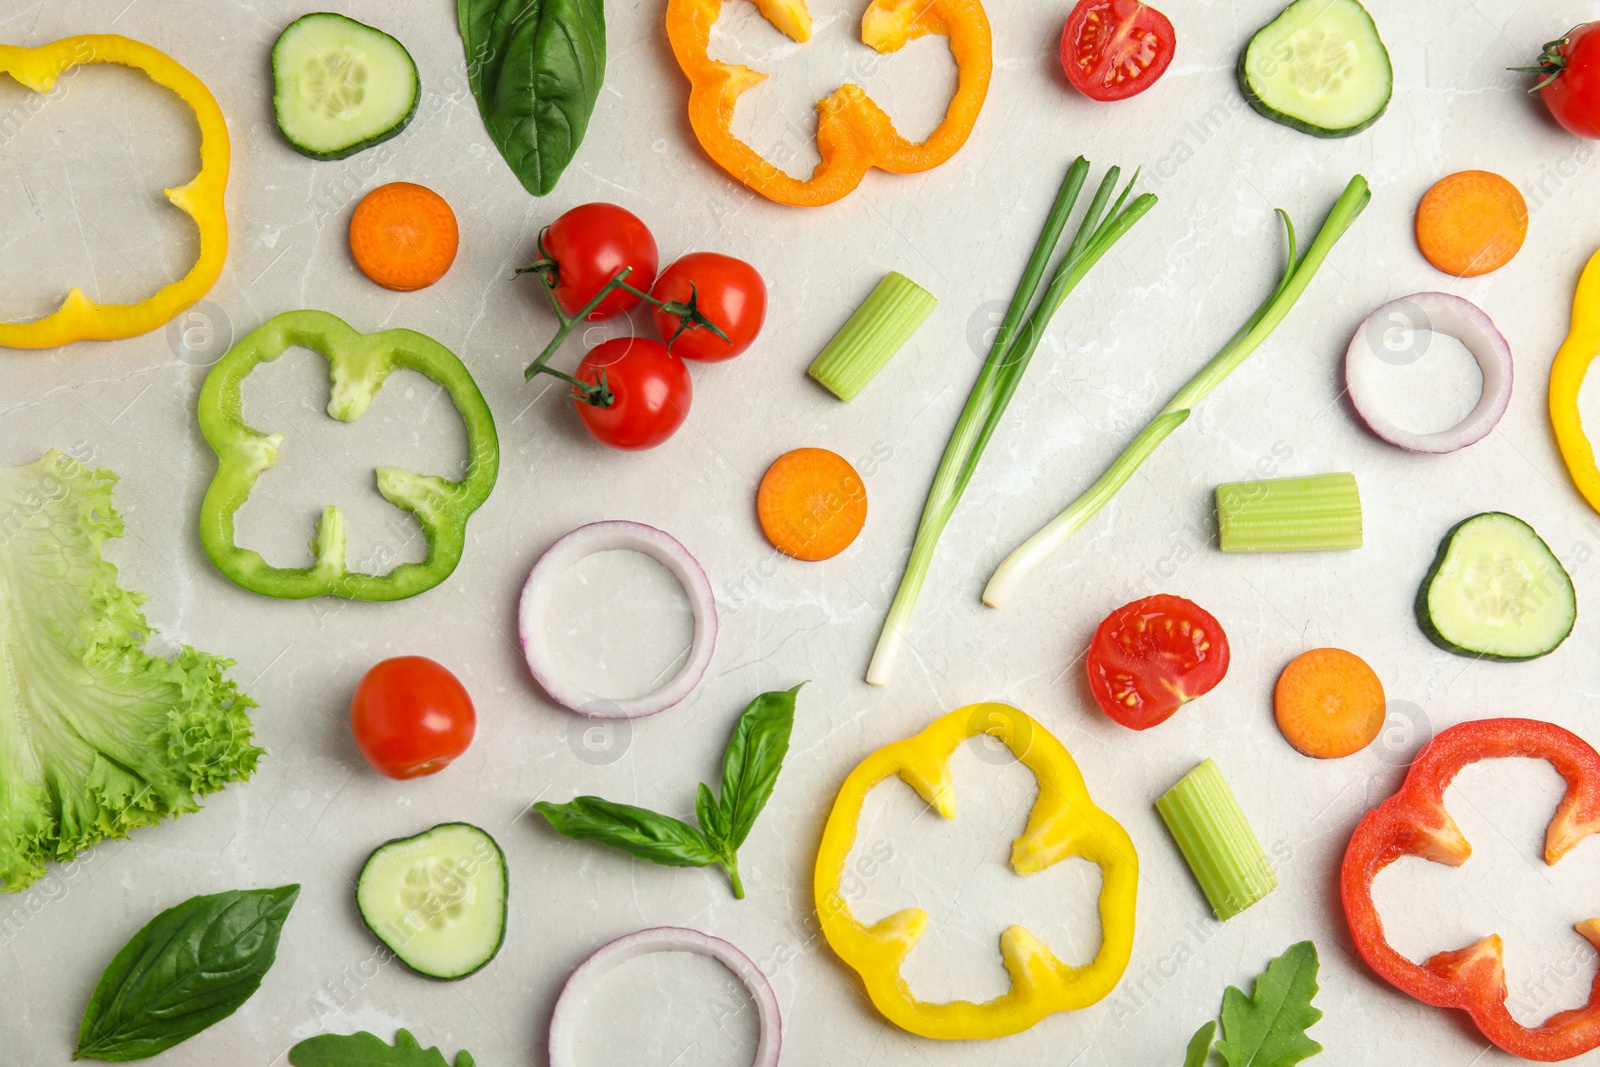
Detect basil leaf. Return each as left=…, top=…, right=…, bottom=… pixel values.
left=458, top=0, right=606, bottom=197
left=532, top=687, right=802, bottom=899
left=534, top=796, right=720, bottom=867
left=718, top=685, right=800, bottom=849
left=289, top=1028, right=476, bottom=1067
left=695, top=781, right=730, bottom=849
left=76, top=885, right=299, bottom=1061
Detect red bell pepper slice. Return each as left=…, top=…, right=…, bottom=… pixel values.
left=1341, top=717, right=1600, bottom=1062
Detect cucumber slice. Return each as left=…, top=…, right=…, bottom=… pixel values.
left=1238, top=0, right=1392, bottom=138
left=1416, top=513, right=1576, bottom=661
left=272, top=12, right=419, bottom=161
left=356, top=823, right=507, bottom=980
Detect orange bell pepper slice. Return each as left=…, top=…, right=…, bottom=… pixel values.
left=665, top=0, right=992, bottom=207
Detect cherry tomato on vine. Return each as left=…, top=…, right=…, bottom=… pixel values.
left=649, top=252, right=767, bottom=362
left=1060, top=0, right=1176, bottom=102
left=573, top=337, right=693, bottom=450
left=536, top=203, right=658, bottom=320
left=1520, top=24, right=1600, bottom=138
left=350, top=656, right=476, bottom=779
left=1085, top=594, right=1229, bottom=730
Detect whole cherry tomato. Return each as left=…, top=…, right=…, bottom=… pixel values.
left=536, top=203, right=659, bottom=320
left=350, top=656, right=476, bottom=779
left=1060, top=0, right=1176, bottom=102
left=649, top=252, right=767, bottom=362
left=1085, top=594, right=1229, bottom=730
left=573, top=337, right=693, bottom=450
left=1522, top=24, right=1600, bottom=138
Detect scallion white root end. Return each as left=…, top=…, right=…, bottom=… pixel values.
left=983, top=409, right=1191, bottom=607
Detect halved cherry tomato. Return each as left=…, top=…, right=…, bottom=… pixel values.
left=649, top=252, right=767, bottom=362
left=1060, top=0, right=1176, bottom=102
left=350, top=656, right=476, bottom=779
left=538, top=203, right=659, bottom=320
left=573, top=337, right=693, bottom=450
left=1085, top=594, right=1229, bottom=730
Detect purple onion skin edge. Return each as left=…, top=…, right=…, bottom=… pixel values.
left=1344, top=292, right=1512, bottom=455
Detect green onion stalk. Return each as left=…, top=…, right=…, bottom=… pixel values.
left=866, top=158, right=1157, bottom=686
left=982, top=174, right=1371, bottom=609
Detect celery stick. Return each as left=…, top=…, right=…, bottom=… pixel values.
left=808, top=272, right=937, bottom=401
left=1157, top=759, right=1277, bottom=921
left=1216, top=472, right=1362, bottom=552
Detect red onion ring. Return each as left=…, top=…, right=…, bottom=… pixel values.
left=547, top=926, right=781, bottom=1067
left=1345, top=292, right=1513, bottom=454
left=519, top=521, right=716, bottom=718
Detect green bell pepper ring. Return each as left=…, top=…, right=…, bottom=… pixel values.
left=198, top=310, right=499, bottom=601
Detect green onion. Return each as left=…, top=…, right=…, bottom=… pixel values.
left=1216, top=472, right=1362, bottom=552
left=1157, top=758, right=1278, bottom=921
left=865, top=158, right=1157, bottom=686
left=808, top=272, right=937, bottom=401
left=983, top=175, right=1371, bottom=608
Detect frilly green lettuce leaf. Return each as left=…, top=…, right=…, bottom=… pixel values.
left=0, top=450, right=260, bottom=892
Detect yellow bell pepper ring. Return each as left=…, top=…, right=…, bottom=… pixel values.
left=813, top=703, right=1138, bottom=1040
left=0, top=34, right=229, bottom=349
left=1551, top=247, right=1600, bottom=514
left=665, top=0, right=992, bottom=207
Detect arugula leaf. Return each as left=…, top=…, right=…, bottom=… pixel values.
left=715, top=685, right=800, bottom=850
left=76, top=885, right=298, bottom=1061
left=1185, top=1021, right=1217, bottom=1067
left=1213, top=941, right=1323, bottom=1067
left=532, top=796, right=720, bottom=867
left=289, top=1028, right=476, bottom=1067
left=533, top=686, right=801, bottom=899
left=457, top=0, right=606, bottom=197
left=695, top=781, right=729, bottom=845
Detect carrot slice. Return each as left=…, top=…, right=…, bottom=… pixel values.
left=757, top=448, right=867, bottom=561
left=1414, top=171, right=1527, bottom=278
left=349, top=182, right=459, bottom=291
left=1274, top=647, right=1386, bottom=759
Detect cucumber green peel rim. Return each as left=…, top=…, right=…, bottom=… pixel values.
left=1237, top=0, right=1392, bottom=139
left=197, top=309, right=499, bottom=601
